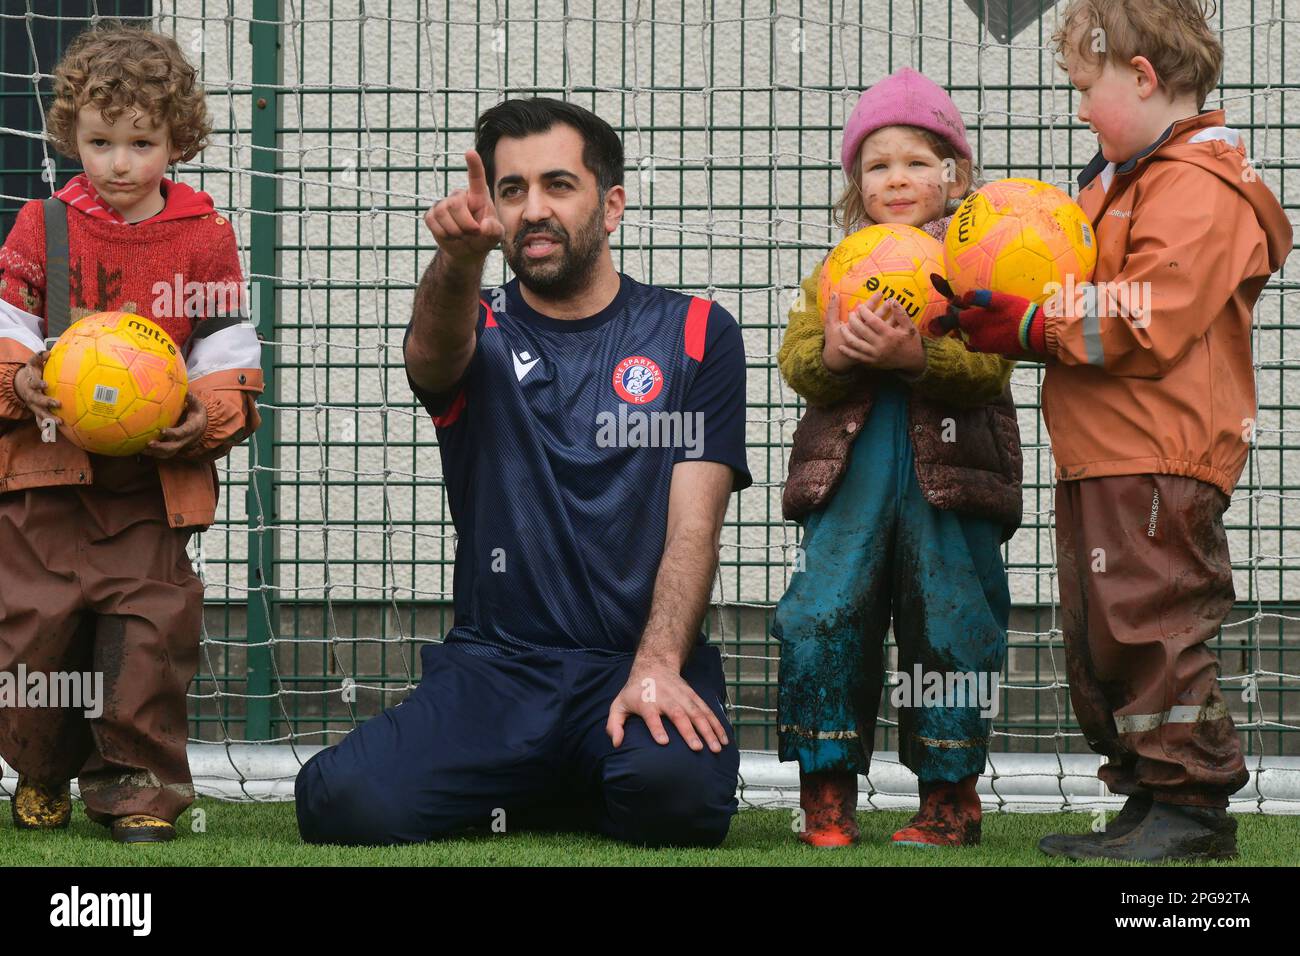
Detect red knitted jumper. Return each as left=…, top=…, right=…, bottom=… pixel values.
left=0, top=175, right=247, bottom=497
left=0, top=176, right=244, bottom=349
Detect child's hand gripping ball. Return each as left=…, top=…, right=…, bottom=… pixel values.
left=42, top=312, right=189, bottom=456
left=818, top=223, right=948, bottom=333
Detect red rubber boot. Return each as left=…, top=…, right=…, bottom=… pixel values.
left=798, top=770, right=860, bottom=847
left=892, top=774, right=982, bottom=847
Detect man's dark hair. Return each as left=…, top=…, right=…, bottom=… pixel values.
left=475, top=97, right=624, bottom=196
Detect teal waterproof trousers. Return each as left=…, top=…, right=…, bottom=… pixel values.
left=773, top=381, right=1010, bottom=782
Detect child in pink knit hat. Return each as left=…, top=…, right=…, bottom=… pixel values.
left=772, top=67, right=1021, bottom=848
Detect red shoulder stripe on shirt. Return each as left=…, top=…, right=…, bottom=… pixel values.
left=431, top=388, right=467, bottom=428
left=684, top=296, right=711, bottom=361
left=481, top=297, right=497, bottom=328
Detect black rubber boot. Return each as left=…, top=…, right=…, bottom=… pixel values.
left=1038, top=791, right=1152, bottom=857
left=1063, top=801, right=1237, bottom=862
left=111, top=814, right=176, bottom=844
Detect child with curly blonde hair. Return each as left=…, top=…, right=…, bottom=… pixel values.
left=0, top=22, right=262, bottom=842
left=945, top=0, right=1291, bottom=861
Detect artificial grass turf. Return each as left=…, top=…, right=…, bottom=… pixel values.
left=1, top=801, right=1295, bottom=866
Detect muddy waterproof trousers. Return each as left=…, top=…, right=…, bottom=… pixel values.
left=0, top=485, right=203, bottom=825
left=1055, top=474, right=1249, bottom=808
left=772, top=381, right=1011, bottom=783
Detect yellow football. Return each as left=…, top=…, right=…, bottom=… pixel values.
left=818, top=223, right=948, bottom=332
left=944, top=177, right=1097, bottom=303
left=43, top=311, right=188, bottom=456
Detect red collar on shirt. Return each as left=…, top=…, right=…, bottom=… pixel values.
left=54, top=174, right=216, bottom=224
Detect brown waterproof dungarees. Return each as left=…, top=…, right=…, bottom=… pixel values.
left=1055, top=473, right=1248, bottom=807
left=0, top=455, right=203, bottom=824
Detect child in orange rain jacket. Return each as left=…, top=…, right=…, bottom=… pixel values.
left=939, top=0, right=1292, bottom=861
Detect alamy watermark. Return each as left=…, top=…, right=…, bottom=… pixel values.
left=49, top=886, right=150, bottom=936
left=0, top=665, right=103, bottom=718
left=1042, top=275, right=1153, bottom=328
left=595, top=403, right=705, bottom=459
left=150, top=274, right=260, bottom=326
left=890, top=665, right=1000, bottom=719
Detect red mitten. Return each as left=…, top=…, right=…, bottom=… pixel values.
left=928, top=275, right=1047, bottom=359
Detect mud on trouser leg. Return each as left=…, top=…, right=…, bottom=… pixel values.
left=773, top=389, right=906, bottom=777
left=78, top=521, right=205, bottom=827
left=0, top=616, right=98, bottom=788
left=77, top=608, right=202, bottom=827
left=1060, top=475, right=1249, bottom=808
left=773, top=504, right=894, bottom=775
left=892, top=474, right=1010, bottom=784
left=775, top=611, right=882, bottom=775
left=0, top=491, right=98, bottom=787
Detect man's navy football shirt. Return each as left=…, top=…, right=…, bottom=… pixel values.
left=405, top=273, right=751, bottom=654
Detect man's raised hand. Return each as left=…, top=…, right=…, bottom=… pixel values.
left=424, top=149, right=505, bottom=263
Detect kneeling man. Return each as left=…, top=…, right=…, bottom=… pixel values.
left=295, top=98, right=751, bottom=846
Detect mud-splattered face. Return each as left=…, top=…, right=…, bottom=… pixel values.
left=856, top=126, right=963, bottom=229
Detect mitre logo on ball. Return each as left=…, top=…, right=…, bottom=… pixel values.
left=42, top=311, right=189, bottom=456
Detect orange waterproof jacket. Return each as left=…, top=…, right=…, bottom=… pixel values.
left=1042, top=109, right=1293, bottom=495
left=0, top=193, right=263, bottom=528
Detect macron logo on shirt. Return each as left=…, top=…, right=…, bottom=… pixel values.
left=512, top=349, right=542, bottom=382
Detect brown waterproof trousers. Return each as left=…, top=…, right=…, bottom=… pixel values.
left=1056, top=473, right=1249, bottom=807
left=0, top=476, right=203, bottom=825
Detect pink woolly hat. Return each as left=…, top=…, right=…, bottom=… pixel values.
left=840, top=67, right=973, bottom=175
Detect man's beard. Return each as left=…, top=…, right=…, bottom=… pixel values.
left=504, top=201, right=607, bottom=299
